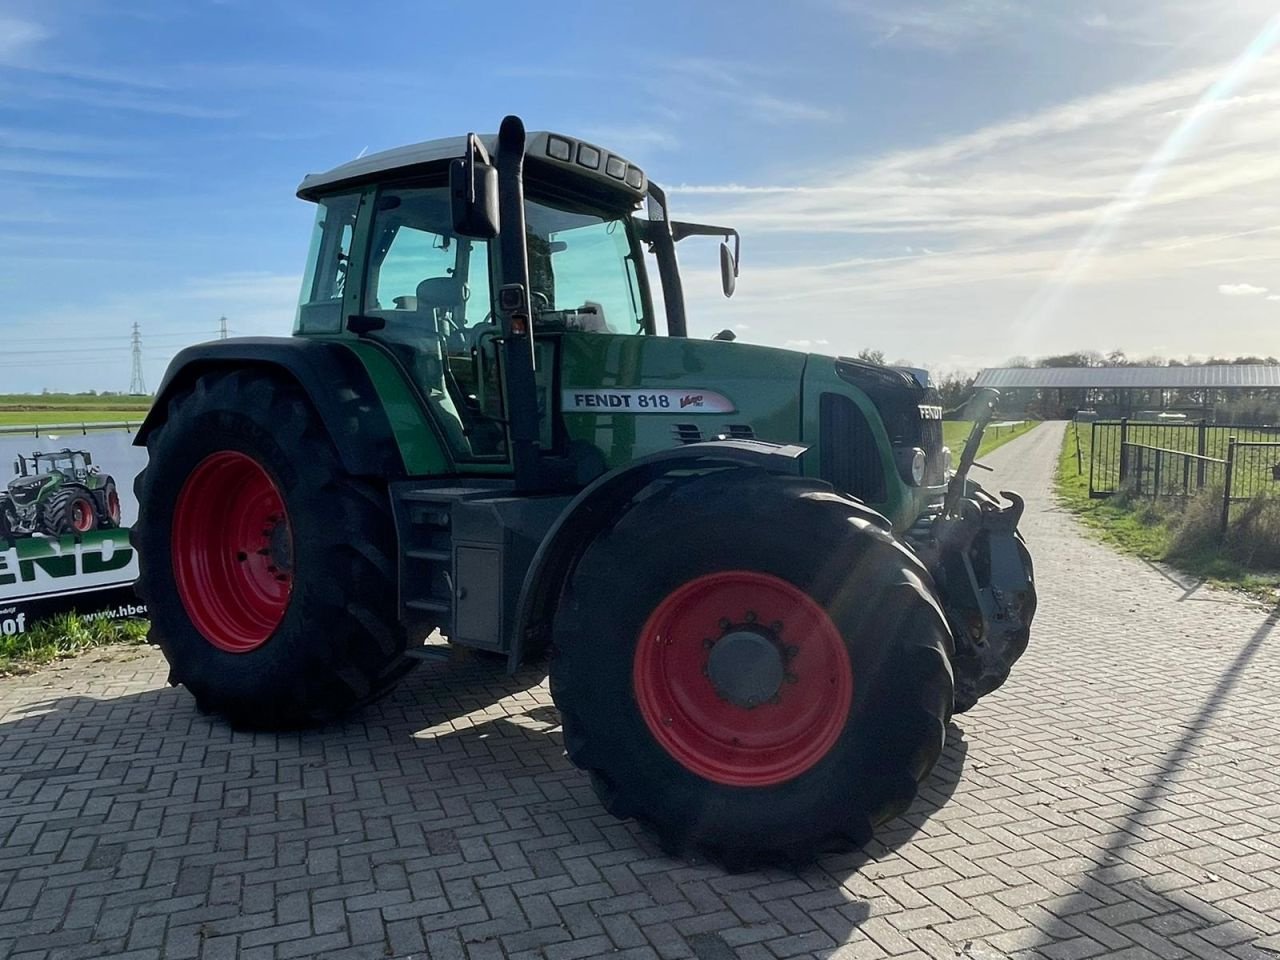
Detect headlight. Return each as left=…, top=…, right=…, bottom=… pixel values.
left=895, top=446, right=927, bottom=486
left=941, top=446, right=954, bottom=477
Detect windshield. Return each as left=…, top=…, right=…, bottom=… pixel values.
left=525, top=196, right=649, bottom=334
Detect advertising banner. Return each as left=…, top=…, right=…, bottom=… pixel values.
left=0, top=429, right=148, bottom=637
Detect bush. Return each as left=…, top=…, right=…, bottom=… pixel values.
left=1166, top=486, right=1280, bottom=570
left=1223, top=495, right=1280, bottom=568
left=1166, top=486, right=1225, bottom=561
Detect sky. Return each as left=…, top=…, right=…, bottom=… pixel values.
left=1, top=0, right=1279, bottom=393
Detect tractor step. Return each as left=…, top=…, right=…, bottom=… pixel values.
left=405, top=645, right=452, bottom=663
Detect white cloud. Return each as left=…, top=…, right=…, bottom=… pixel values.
left=1268, top=294, right=1280, bottom=301
left=836, top=0, right=1028, bottom=51
left=1219, top=283, right=1269, bottom=296
left=0, top=17, right=49, bottom=62
left=747, top=94, right=837, bottom=124
left=578, top=124, right=678, bottom=153
left=836, top=0, right=1274, bottom=53
left=655, top=57, right=834, bottom=127
left=673, top=42, right=1280, bottom=366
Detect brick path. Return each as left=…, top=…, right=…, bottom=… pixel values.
left=2, top=421, right=1278, bottom=960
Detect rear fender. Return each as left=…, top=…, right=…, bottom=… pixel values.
left=509, top=440, right=808, bottom=670
left=134, top=338, right=405, bottom=477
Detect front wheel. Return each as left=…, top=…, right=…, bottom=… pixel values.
left=132, top=370, right=416, bottom=728
left=43, top=488, right=98, bottom=535
left=550, top=471, right=955, bottom=866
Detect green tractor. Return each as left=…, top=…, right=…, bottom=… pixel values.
left=133, top=115, right=1035, bottom=864
left=3, top=448, right=122, bottom=539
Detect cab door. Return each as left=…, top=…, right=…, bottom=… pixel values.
left=358, top=182, right=510, bottom=466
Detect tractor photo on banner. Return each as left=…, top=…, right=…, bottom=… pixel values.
left=0, top=430, right=148, bottom=637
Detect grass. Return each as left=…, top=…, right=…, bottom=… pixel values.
left=0, top=394, right=151, bottom=428
left=0, top=611, right=149, bottom=676
left=0, top=409, right=150, bottom=427
left=1055, top=421, right=1280, bottom=599
left=944, top=418, right=1040, bottom=458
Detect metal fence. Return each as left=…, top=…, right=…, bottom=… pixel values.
left=0, top=420, right=141, bottom=437
left=1089, top=419, right=1280, bottom=497
left=1088, top=419, right=1280, bottom=536
left=1119, top=442, right=1225, bottom=499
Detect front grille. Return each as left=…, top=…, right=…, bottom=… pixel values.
left=8, top=484, right=42, bottom=506
left=820, top=393, right=885, bottom=503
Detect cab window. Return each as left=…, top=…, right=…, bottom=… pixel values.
left=525, top=198, right=649, bottom=334
left=295, top=192, right=358, bottom=334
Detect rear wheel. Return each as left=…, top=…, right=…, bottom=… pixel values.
left=95, top=479, right=122, bottom=527
left=132, top=370, right=416, bottom=728
left=550, top=471, right=954, bottom=866
left=43, top=488, right=98, bottom=535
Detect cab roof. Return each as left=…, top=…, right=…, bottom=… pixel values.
left=296, top=131, right=647, bottom=201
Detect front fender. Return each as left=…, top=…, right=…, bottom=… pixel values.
left=508, top=439, right=808, bottom=670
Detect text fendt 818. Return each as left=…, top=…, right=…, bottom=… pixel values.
left=133, top=115, right=1036, bottom=866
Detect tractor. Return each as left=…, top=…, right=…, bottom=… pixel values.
left=4, top=448, right=122, bottom=538
left=133, top=115, right=1035, bottom=865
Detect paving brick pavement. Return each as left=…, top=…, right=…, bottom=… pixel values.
left=2, top=421, right=1278, bottom=960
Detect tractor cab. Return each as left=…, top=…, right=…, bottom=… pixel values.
left=23, top=450, right=91, bottom=482
left=294, top=121, right=737, bottom=488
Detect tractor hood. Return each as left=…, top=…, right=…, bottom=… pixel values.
left=8, top=475, right=49, bottom=504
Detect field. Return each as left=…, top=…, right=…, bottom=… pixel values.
left=0, top=393, right=152, bottom=428
left=943, top=418, right=1039, bottom=458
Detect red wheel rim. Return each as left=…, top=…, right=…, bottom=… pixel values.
left=107, top=490, right=121, bottom=525
left=633, top=571, right=853, bottom=787
left=171, top=451, right=293, bottom=653
left=71, top=498, right=94, bottom=532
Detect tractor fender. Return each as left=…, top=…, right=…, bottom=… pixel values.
left=134, top=338, right=405, bottom=478
left=509, top=439, right=808, bottom=670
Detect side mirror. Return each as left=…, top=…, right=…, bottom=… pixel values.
left=719, top=241, right=738, bottom=298
left=449, top=133, right=499, bottom=239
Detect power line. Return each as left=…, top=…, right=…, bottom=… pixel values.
left=129, top=322, right=147, bottom=396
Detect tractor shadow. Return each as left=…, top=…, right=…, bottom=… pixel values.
left=1018, top=607, right=1280, bottom=958
left=1, top=649, right=968, bottom=958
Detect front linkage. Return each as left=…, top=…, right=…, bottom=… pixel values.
left=916, top=390, right=1037, bottom=712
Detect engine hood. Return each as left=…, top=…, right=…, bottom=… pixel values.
left=8, top=475, right=50, bottom=503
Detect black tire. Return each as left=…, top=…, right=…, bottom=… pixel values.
left=94, top=478, right=122, bottom=528
left=131, top=369, right=416, bottom=729
left=42, top=487, right=98, bottom=535
left=550, top=470, right=954, bottom=867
